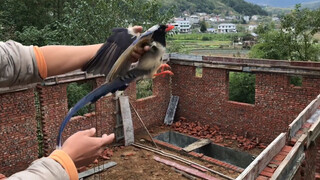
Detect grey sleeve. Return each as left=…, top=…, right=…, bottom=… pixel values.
left=8, top=157, right=69, bottom=180
left=0, top=40, right=42, bottom=88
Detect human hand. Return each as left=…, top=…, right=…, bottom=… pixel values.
left=131, top=26, right=150, bottom=62
left=61, top=128, right=114, bottom=168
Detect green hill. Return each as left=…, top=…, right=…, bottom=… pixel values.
left=301, top=1, right=320, bottom=9
left=161, top=0, right=268, bottom=16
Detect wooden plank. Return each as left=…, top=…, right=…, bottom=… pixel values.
left=271, top=134, right=307, bottom=180
left=236, top=133, right=286, bottom=180
left=78, top=161, right=117, bottom=179
left=183, top=139, right=211, bottom=152
left=164, top=96, right=179, bottom=125
left=153, top=156, right=219, bottom=180
left=289, top=94, right=320, bottom=139
left=119, top=96, right=134, bottom=146
left=115, top=96, right=124, bottom=142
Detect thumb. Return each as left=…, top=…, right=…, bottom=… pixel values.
left=100, top=133, right=115, bottom=146
left=82, top=128, right=96, bottom=137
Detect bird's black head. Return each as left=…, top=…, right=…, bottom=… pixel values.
left=152, top=25, right=173, bottom=47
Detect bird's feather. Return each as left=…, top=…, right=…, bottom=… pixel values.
left=82, top=28, right=138, bottom=76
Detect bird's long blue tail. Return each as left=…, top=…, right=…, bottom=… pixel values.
left=57, top=76, right=132, bottom=148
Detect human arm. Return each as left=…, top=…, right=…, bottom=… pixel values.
left=8, top=128, right=114, bottom=180
left=0, top=26, right=148, bottom=87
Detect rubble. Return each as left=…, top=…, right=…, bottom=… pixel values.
left=172, top=117, right=266, bottom=151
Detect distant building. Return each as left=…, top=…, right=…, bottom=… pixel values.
left=248, top=25, right=258, bottom=32
left=173, top=18, right=191, bottom=33
left=188, top=15, right=200, bottom=25
left=209, top=16, right=225, bottom=22
left=243, top=16, right=250, bottom=22
left=218, top=23, right=237, bottom=33
left=207, top=28, right=216, bottom=33
left=251, top=15, right=259, bottom=21
left=272, top=17, right=280, bottom=21
left=197, top=12, right=207, bottom=16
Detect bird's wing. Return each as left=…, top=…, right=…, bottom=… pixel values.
left=106, top=36, right=152, bottom=81
left=105, top=25, right=161, bottom=81
left=82, top=28, right=137, bottom=76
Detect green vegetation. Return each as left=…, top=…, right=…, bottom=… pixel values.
left=250, top=5, right=320, bottom=61
left=195, top=67, right=203, bottom=78
left=229, top=72, right=256, bottom=104
left=167, top=33, right=247, bottom=53
left=200, top=20, right=207, bottom=33
left=136, top=79, right=153, bottom=99
left=67, top=82, right=95, bottom=116
left=161, top=0, right=267, bottom=16
left=290, top=76, right=303, bottom=87
left=0, top=0, right=174, bottom=45
left=34, top=91, right=44, bottom=158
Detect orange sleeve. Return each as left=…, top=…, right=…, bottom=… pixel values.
left=33, top=46, right=48, bottom=79
left=49, top=150, right=78, bottom=180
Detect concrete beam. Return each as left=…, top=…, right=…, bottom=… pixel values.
left=169, top=54, right=320, bottom=76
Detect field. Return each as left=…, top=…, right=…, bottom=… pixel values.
left=167, top=33, right=250, bottom=58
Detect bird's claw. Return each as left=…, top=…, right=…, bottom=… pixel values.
left=154, top=64, right=174, bottom=77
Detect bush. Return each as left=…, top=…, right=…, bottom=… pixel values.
left=67, top=82, right=95, bottom=116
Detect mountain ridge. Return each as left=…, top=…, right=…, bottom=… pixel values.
left=161, top=0, right=268, bottom=16
left=244, top=0, right=320, bottom=8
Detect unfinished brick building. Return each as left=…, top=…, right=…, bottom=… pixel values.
left=1, top=54, right=320, bottom=179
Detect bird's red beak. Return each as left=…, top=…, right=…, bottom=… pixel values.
left=165, top=25, right=174, bottom=32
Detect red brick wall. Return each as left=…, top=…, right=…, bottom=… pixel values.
left=0, top=89, right=38, bottom=176
left=39, top=76, right=171, bottom=155
left=38, top=78, right=117, bottom=155
left=127, top=76, right=171, bottom=131
left=1, top=57, right=319, bottom=177
left=0, top=75, right=170, bottom=176
left=171, top=64, right=320, bottom=143
left=292, top=141, right=318, bottom=180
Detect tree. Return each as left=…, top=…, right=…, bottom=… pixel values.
left=250, top=5, right=320, bottom=61
left=200, top=20, right=207, bottom=33
left=1, top=0, right=174, bottom=46
left=229, top=72, right=255, bottom=104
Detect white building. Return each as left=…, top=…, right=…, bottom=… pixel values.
left=248, top=25, right=258, bottom=32
left=173, top=18, right=191, bottom=33
left=251, top=15, right=259, bottom=21
left=209, top=16, right=225, bottom=22
left=218, top=23, right=237, bottom=33
left=243, top=16, right=250, bottom=22
left=188, top=15, right=199, bottom=25
left=272, top=17, right=280, bottom=21
left=207, top=28, right=216, bottom=33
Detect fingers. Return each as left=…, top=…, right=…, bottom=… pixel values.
left=131, top=51, right=141, bottom=62
left=144, top=46, right=150, bottom=51
left=100, top=133, right=115, bottom=146
left=131, top=45, right=150, bottom=62
left=132, top=26, right=143, bottom=33
left=82, top=128, right=96, bottom=137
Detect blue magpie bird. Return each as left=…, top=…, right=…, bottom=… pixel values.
left=57, top=24, right=174, bottom=148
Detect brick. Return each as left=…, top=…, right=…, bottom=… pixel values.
left=256, top=175, right=269, bottom=180
left=281, top=146, right=293, bottom=153
left=260, top=170, right=273, bottom=177
left=263, top=167, right=276, bottom=173
left=273, top=154, right=286, bottom=161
